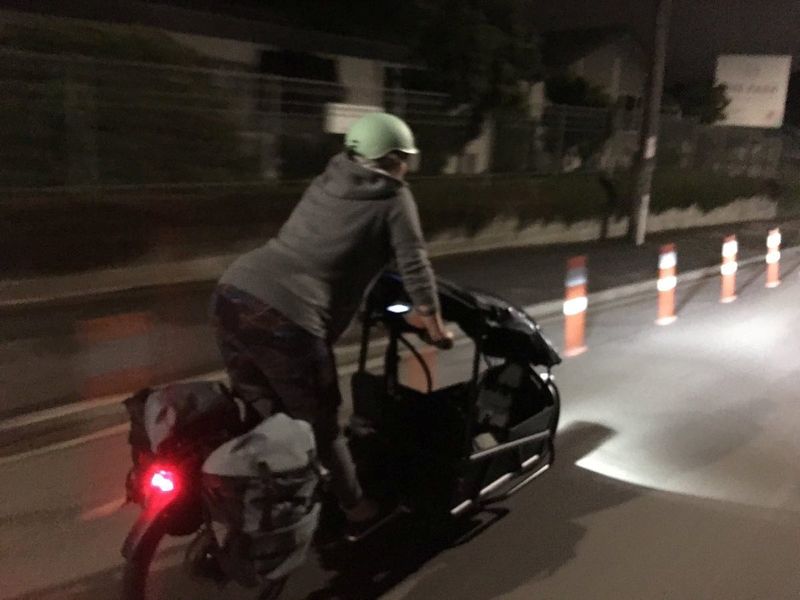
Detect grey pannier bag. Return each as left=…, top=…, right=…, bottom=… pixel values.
left=123, top=381, right=244, bottom=504
left=142, top=381, right=243, bottom=453
left=201, top=413, right=321, bottom=586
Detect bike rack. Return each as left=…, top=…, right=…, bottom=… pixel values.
left=468, top=430, right=552, bottom=462
left=450, top=459, right=551, bottom=517
left=475, top=451, right=543, bottom=499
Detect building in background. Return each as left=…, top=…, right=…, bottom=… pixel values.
left=542, top=26, right=647, bottom=108
left=5, top=1, right=785, bottom=183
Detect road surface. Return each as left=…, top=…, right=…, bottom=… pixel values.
left=2, top=219, right=794, bottom=418
left=2, top=256, right=800, bottom=599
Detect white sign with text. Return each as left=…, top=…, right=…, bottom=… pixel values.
left=715, top=54, right=792, bottom=128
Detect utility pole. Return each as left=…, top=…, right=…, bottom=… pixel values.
left=628, top=0, right=672, bottom=245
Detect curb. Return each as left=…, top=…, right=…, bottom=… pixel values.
left=0, top=254, right=239, bottom=310
left=2, top=217, right=794, bottom=311
left=585, top=243, right=800, bottom=308
left=0, top=230, right=578, bottom=310
left=1, top=246, right=795, bottom=459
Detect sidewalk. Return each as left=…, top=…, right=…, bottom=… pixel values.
left=1, top=217, right=797, bottom=458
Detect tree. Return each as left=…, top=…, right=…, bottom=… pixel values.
left=255, top=1, right=545, bottom=174
left=664, top=80, right=730, bottom=124
left=545, top=74, right=610, bottom=107
left=399, top=1, right=543, bottom=173
left=264, top=0, right=545, bottom=125
left=413, top=0, right=543, bottom=124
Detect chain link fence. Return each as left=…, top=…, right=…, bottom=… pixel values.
left=1, top=47, right=798, bottom=190
left=0, top=48, right=467, bottom=187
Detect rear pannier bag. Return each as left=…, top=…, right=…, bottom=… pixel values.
left=123, top=381, right=244, bottom=500
left=201, top=413, right=321, bottom=586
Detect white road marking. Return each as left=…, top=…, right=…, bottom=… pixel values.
left=0, top=423, right=129, bottom=466
left=79, top=496, right=127, bottom=521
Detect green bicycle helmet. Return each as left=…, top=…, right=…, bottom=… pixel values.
left=344, top=112, right=419, bottom=160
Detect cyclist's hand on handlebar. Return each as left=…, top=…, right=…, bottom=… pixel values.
left=405, top=311, right=454, bottom=350
left=427, top=330, right=455, bottom=350
left=414, top=326, right=455, bottom=350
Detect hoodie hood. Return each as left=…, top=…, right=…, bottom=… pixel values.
left=315, top=152, right=405, bottom=200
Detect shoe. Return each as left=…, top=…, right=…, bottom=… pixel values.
left=342, top=497, right=380, bottom=522
left=185, top=528, right=226, bottom=584
left=343, top=503, right=408, bottom=543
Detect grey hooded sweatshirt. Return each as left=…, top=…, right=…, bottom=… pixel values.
left=219, top=153, right=439, bottom=342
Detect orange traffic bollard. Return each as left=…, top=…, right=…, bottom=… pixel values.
left=77, top=311, right=156, bottom=399
left=766, top=228, right=781, bottom=288
left=656, top=243, right=677, bottom=325
left=720, top=235, right=738, bottom=304
left=563, top=255, right=588, bottom=357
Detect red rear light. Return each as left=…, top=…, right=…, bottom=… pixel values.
left=148, top=468, right=177, bottom=494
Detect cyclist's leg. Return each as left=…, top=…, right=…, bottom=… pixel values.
left=211, top=286, right=362, bottom=508
left=250, top=326, right=362, bottom=509
left=212, top=285, right=279, bottom=417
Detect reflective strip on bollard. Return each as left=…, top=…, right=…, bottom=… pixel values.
left=658, top=251, right=677, bottom=270
left=657, top=275, right=677, bottom=292
left=563, top=295, right=588, bottom=316
left=722, top=240, right=739, bottom=257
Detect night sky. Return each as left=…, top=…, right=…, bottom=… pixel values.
left=528, top=0, right=800, bottom=82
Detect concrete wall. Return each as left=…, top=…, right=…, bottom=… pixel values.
left=427, top=196, right=777, bottom=257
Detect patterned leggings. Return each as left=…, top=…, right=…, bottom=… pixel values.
left=210, top=284, right=362, bottom=508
